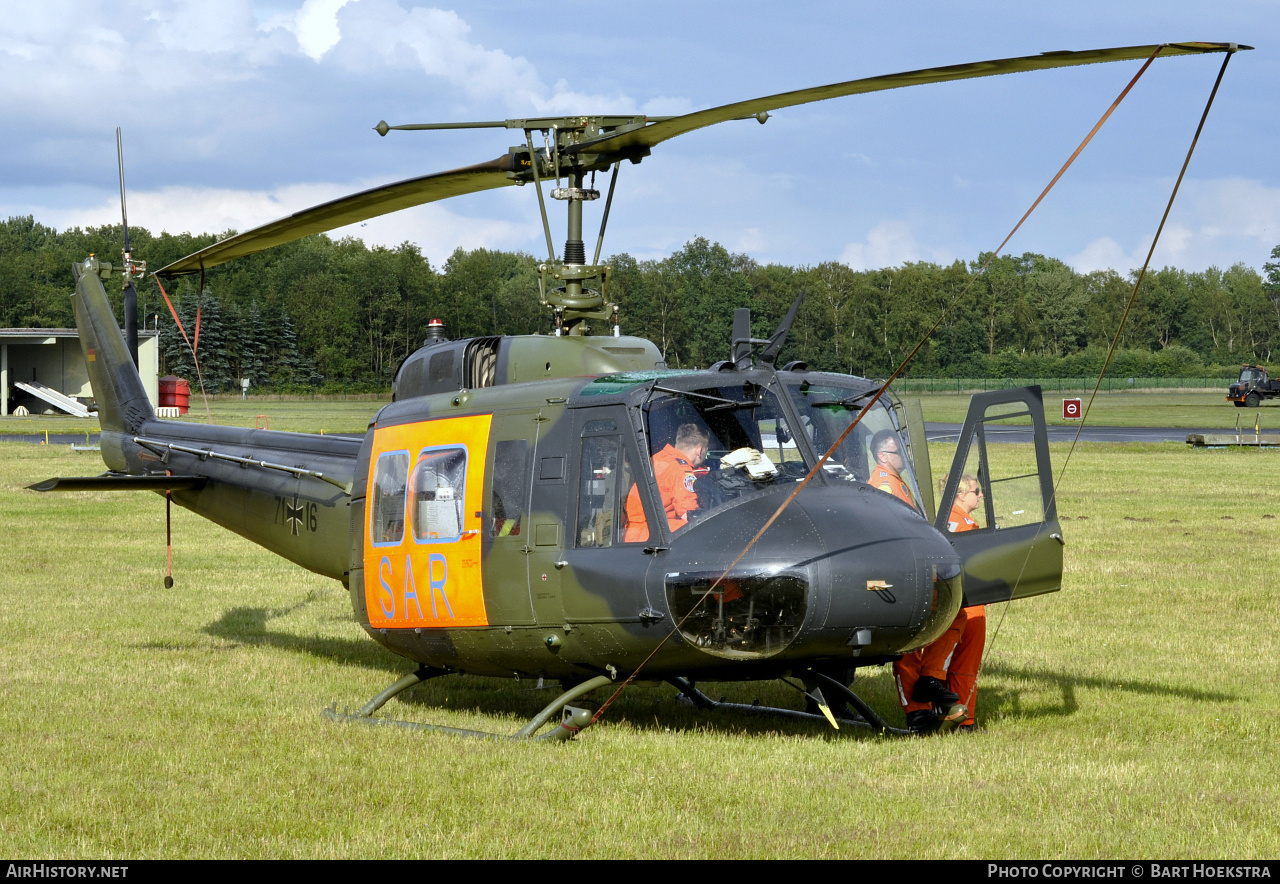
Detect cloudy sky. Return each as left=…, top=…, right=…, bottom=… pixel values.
left=3, top=1, right=1276, bottom=275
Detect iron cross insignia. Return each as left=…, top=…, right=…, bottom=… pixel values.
left=285, top=494, right=304, bottom=536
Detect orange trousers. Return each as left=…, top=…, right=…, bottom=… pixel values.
left=893, top=606, right=987, bottom=727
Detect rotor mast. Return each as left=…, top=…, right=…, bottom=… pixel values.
left=544, top=164, right=613, bottom=336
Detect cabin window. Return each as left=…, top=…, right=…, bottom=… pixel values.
left=490, top=439, right=530, bottom=538
left=576, top=435, right=642, bottom=548
left=411, top=446, right=467, bottom=542
left=640, top=383, right=808, bottom=532
left=370, top=451, right=409, bottom=546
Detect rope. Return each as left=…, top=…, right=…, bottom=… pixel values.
left=154, top=276, right=214, bottom=424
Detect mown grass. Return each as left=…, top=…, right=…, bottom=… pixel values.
left=2, top=437, right=1278, bottom=858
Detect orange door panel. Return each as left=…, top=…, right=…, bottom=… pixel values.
left=364, top=415, right=492, bottom=629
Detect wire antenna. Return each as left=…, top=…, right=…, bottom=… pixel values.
left=117, top=127, right=143, bottom=368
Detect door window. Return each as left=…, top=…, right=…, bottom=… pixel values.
left=370, top=450, right=409, bottom=546
left=411, top=446, right=467, bottom=542
left=943, top=404, right=1045, bottom=531
left=489, top=439, right=530, bottom=538
left=577, top=434, right=644, bottom=548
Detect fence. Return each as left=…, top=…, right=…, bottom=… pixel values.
left=889, top=377, right=1232, bottom=394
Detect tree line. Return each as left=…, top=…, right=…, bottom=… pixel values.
left=3, top=214, right=1278, bottom=392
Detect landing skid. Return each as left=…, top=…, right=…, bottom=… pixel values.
left=323, top=668, right=614, bottom=742
left=668, top=670, right=911, bottom=737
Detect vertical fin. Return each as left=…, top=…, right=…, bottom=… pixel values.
left=71, top=258, right=154, bottom=434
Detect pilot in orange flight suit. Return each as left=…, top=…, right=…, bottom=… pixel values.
left=866, top=429, right=915, bottom=507
left=624, top=423, right=710, bottom=543
left=894, top=474, right=986, bottom=733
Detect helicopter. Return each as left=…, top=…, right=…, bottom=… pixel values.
left=33, top=41, right=1244, bottom=740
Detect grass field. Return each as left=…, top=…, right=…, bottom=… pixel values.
left=1, top=435, right=1278, bottom=859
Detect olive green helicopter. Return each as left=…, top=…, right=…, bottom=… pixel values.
left=34, top=41, right=1244, bottom=740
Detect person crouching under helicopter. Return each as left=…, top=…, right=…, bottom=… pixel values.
left=624, top=422, right=711, bottom=543
left=893, top=473, right=985, bottom=734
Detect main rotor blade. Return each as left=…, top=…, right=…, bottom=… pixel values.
left=155, top=154, right=519, bottom=277
left=568, top=42, right=1246, bottom=159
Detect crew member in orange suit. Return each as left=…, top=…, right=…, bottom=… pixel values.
left=623, top=423, right=710, bottom=543
left=941, top=476, right=985, bottom=731
left=894, top=474, right=985, bottom=734
left=867, top=429, right=916, bottom=508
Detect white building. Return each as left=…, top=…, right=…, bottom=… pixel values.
left=1, top=328, right=159, bottom=416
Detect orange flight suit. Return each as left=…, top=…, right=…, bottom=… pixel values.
left=894, top=502, right=986, bottom=726
left=623, top=444, right=699, bottom=542
left=869, top=464, right=914, bottom=507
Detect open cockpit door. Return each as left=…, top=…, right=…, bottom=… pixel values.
left=935, top=387, right=1063, bottom=606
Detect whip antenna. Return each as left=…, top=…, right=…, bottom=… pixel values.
left=116, top=127, right=143, bottom=367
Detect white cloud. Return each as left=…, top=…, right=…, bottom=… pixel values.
left=1068, top=178, right=1280, bottom=272
left=148, top=0, right=261, bottom=54
left=329, top=1, right=642, bottom=113
left=839, top=220, right=952, bottom=270
left=262, top=0, right=355, bottom=61
left=2, top=1, right=668, bottom=126
left=1182, top=177, right=1280, bottom=252
left=38, top=183, right=351, bottom=237
left=731, top=227, right=766, bottom=254
left=1068, top=237, right=1136, bottom=273
left=329, top=203, right=535, bottom=266
left=0, top=1, right=280, bottom=116
left=10, top=179, right=539, bottom=267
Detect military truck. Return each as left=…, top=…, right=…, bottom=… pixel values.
left=1227, top=364, right=1280, bottom=407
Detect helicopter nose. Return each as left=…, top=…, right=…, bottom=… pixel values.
left=660, top=483, right=961, bottom=662
left=796, top=485, right=963, bottom=657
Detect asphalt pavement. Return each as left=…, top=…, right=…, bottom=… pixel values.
left=925, top=423, right=1217, bottom=443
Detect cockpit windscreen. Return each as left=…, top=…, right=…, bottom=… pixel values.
left=786, top=382, right=923, bottom=510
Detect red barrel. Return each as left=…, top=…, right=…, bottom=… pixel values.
left=159, top=376, right=191, bottom=414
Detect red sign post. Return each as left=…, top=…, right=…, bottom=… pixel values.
left=1063, top=398, right=1082, bottom=420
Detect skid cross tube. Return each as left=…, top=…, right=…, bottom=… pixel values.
left=667, top=673, right=911, bottom=736
left=323, top=670, right=613, bottom=742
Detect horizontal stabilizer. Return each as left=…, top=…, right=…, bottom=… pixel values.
left=29, top=474, right=209, bottom=493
